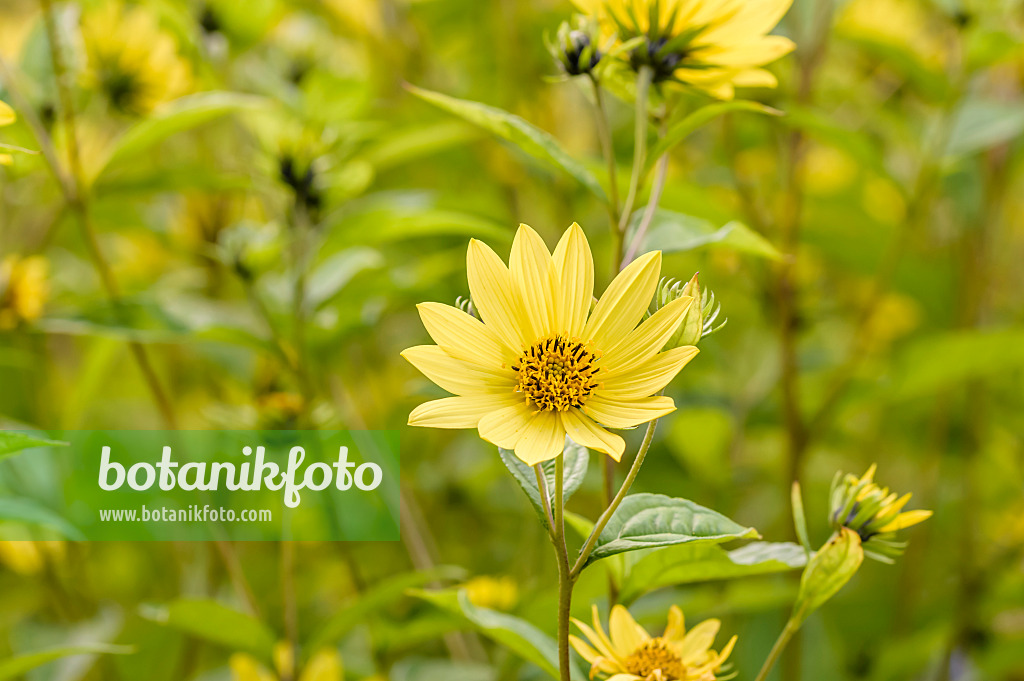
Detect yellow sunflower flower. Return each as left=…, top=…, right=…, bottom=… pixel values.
left=570, top=604, right=737, bottom=681
left=81, top=3, right=191, bottom=116
left=231, top=643, right=342, bottom=681
left=402, top=223, right=699, bottom=465
left=829, top=464, right=932, bottom=561
left=572, top=0, right=795, bottom=98
left=0, top=254, right=49, bottom=330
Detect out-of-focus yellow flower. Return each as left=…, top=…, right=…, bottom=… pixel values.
left=463, top=575, right=519, bottom=611
left=174, top=192, right=259, bottom=250
left=231, top=643, right=342, bottom=681
left=0, top=100, right=17, bottom=165
left=81, top=3, right=191, bottom=116
left=0, top=254, right=49, bottom=330
left=111, top=232, right=169, bottom=287
left=0, top=540, right=65, bottom=575
left=0, top=0, right=37, bottom=60
left=830, top=464, right=932, bottom=562
left=799, top=143, right=858, bottom=195
left=838, top=0, right=948, bottom=68
left=570, top=604, right=737, bottom=680
left=861, top=292, right=920, bottom=352
left=403, top=223, right=699, bottom=464
left=862, top=177, right=907, bottom=225
left=571, top=0, right=795, bottom=98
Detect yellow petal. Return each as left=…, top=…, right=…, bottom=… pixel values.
left=569, top=635, right=601, bottom=664
left=552, top=222, right=594, bottom=337
left=717, top=634, right=738, bottom=666
left=509, top=224, right=556, bottom=341
left=584, top=251, right=662, bottom=350
left=561, top=408, right=625, bottom=462
left=417, top=302, right=516, bottom=367
left=514, top=410, right=565, bottom=465
left=467, top=238, right=529, bottom=352
left=573, top=614, right=620, bottom=663
left=583, top=395, right=676, bottom=429
left=0, top=101, right=15, bottom=126
left=408, top=394, right=522, bottom=429
left=229, top=654, right=276, bottom=681
left=600, top=346, right=699, bottom=400
left=478, top=400, right=535, bottom=449
left=664, top=605, right=686, bottom=642
left=731, top=68, right=778, bottom=87
left=600, top=296, right=694, bottom=377
left=678, top=618, right=720, bottom=664
left=608, top=605, right=648, bottom=654
left=591, top=604, right=625, bottom=659
left=299, top=648, right=343, bottom=681
left=0, top=154, right=12, bottom=166
left=402, top=345, right=515, bottom=396
left=878, top=509, right=932, bottom=533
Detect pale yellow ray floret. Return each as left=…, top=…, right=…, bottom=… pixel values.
left=402, top=223, right=698, bottom=465
left=570, top=604, right=737, bottom=680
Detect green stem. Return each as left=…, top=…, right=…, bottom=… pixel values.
left=617, top=66, right=654, bottom=249
left=571, top=418, right=658, bottom=579
left=552, top=454, right=572, bottom=681
left=38, top=0, right=178, bottom=428
left=622, top=140, right=668, bottom=265
left=754, top=618, right=800, bottom=681
left=589, top=75, right=621, bottom=254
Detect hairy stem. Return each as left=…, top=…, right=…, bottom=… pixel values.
left=618, top=66, right=653, bottom=240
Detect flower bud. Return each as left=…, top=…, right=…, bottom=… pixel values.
left=548, top=16, right=603, bottom=77
left=829, top=464, right=933, bottom=563
left=654, top=273, right=726, bottom=348
left=792, top=527, right=864, bottom=626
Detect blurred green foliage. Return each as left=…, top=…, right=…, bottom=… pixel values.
left=0, top=0, right=1023, bottom=679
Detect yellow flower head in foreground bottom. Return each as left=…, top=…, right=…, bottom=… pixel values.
left=571, top=605, right=737, bottom=680
left=403, top=223, right=698, bottom=464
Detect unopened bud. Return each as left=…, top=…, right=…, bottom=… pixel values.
left=655, top=273, right=726, bottom=348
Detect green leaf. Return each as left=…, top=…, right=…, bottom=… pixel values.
left=0, top=644, right=132, bottom=680
left=889, top=328, right=1024, bottom=400
left=584, top=493, right=759, bottom=566
left=412, top=589, right=584, bottom=681
left=946, top=99, right=1024, bottom=157
left=306, top=248, right=384, bottom=309
left=390, top=658, right=496, bottom=681
left=499, top=438, right=590, bottom=530
left=0, top=431, right=68, bottom=460
left=360, top=120, right=483, bottom=172
left=619, top=541, right=808, bottom=604
left=791, top=482, right=813, bottom=557
left=645, top=100, right=782, bottom=173
left=140, top=599, right=276, bottom=661
left=638, top=210, right=782, bottom=260
left=308, top=566, right=467, bottom=650
left=0, top=498, right=86, bottom=540
left=406, top=84, right=607, bottom=202
left=98, top=92, right=268, bottom=177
